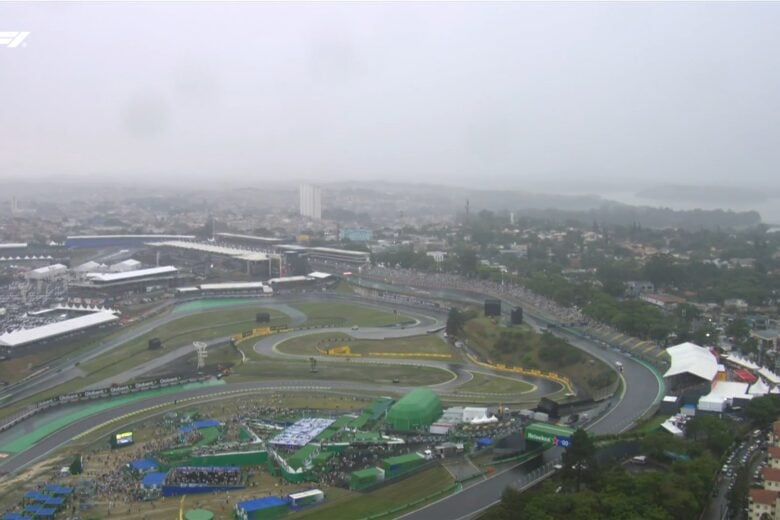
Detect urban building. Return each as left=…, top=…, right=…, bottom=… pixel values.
left=299, top=184, right=322, bottom=220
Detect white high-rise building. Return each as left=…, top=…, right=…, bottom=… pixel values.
left=299, top=184, right=322, bottom=220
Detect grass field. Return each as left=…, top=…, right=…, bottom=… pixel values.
left=277, top=333, right=457, bottom=359
left=458, top=371, right=534, bottom=394
left=292, top=302, right=412, bottom=327
left=0, top=306, right=291, bottom=420
left=464, top=316, right=615, bottom=398
left=229, top=355, right=454, bottom=387
left=296, top=465, right=455, bottom=520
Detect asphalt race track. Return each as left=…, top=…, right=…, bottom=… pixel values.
left=0, top=285, right=663, bottom=520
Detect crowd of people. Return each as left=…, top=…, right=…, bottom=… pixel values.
left=167, top=466, right=241, bottom=487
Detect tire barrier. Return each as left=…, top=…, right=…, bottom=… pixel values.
left=465, top=353, right=574, bottom=394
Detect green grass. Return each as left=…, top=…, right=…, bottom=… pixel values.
left=292, top=302, right=412, bottom=327
left=458, top=371, right=534, bottom=394
left=0, top=307, right=289, bottom=420
left=277, top=333, right=456, bottom=359
left=0, top=381, right=224, bottom=453
left=296, top=465, right=454, bottom=520
left=463, top=316, right=615, bottom=398
left=228, top=356, right=454, bottom=387
left=630, top=413, right=670, bottom=434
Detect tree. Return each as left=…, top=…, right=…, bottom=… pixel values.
left=561, top=429, right=596, bottom=491
left=746, top=395, right=780, bottom=428
left=69, top=454, right=83, bottom=475
left=446, top=308, right=465, bottom=338
left=685, top=415, right=734, bottom=456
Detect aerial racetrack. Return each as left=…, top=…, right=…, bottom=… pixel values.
left=0, top=284, right=662, bottom=520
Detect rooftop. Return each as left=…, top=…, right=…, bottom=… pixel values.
left=750, top=488, right=778, bottom=506
left=0, top=311, right=118, bottom=348
left=663, top=342, right=718, bottom=382
left=86, top=265, right=178, bottom=283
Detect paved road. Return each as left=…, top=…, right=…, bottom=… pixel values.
left=0, top=380, right=425, bottom=475
left=0, top=285, right=663, bottom=520
left=0, top=294, right=443, bottom=405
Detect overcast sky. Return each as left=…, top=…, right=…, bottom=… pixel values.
left=1, top=1, right=779, bottom=195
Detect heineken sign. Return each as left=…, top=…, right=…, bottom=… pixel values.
left=525, top=430, right=572, bottom=448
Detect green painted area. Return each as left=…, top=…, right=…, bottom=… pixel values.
left=173, top=298, right=266, bottom=314
left=0, top=381, right=224, bottom=453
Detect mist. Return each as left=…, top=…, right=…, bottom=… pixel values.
left=1, top=1, right=780, bottom=199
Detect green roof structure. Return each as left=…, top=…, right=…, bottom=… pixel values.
left=385, top=389, right=442, bottom=431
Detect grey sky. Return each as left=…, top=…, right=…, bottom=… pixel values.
left=1, top=1, right=779, bottom=193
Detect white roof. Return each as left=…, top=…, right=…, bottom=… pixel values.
left=176, top=287, right=200, bottom=293
left=0, top=311, right=118, bottom=348
left=663, top=342, right=718, bottom=382
left=759, top=367, right=780, bottom=385
left=722, top=354, right=760, bottom=371
left=288, top=489, right=324, bottom=500
left=268, top=276, right=311, bottom=284
left=310, top=246, right=370, bottom=258
left=110, top=259, right=142, bottom=270
left=32, top=263, right=67, bottom=274
left=200, top=282, right=267, bottom=290
left=709, top=380, right=749, bottom=399
left=749, top=378, right=770, bottom=396
left=661, top=419, right=684, bottom=436
left=662, top=395, right=679, bottom=403
left=307, top=271, right=332, bottom=279
left=215, top=232, right=283, bottom=243
left=87, top=265, right=177, bottom=282
left=0, top=243, right=27, bottom=249
left=67, top=234, right=196, bottom=240
left=150, top=241, right=269, bottom=261
left=74, top=261, right=106, bottom=272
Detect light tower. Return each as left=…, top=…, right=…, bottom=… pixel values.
left=193, top=341, right=208, bottom=370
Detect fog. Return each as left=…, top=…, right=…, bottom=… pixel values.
left=2, top=2, right=780, bottom=198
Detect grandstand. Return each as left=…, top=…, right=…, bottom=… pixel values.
left=275, top=245, right=369, bottom=266
left=0, top=310, right=119, bottom=348
left=149, top=241, right=275, bottom=277
left=214, top=232, right=286, bottom=248
left=70, top=266, right=185, bottom=297
left=65, top=234, right=196, bottom=248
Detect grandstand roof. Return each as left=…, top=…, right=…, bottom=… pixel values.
left=663, top=342, right=718, bottom=382
left=86, top=265, right=177, bottom=283
left=268, top=276, right=311, bottom=284
left=0, top=243, right=27, bottom=249
left=199, top=282, right=267, bottom=291
left=310, top=246, right=370, bottom=257
left=0, top=311, right=118, bottom=348
left=67, top=234, right=196, bottom=240
left=150, top=240, right=269, bottom=262
left=215, top=232, right=284, bottom=243
left=308, top=271, right=333, bottom=279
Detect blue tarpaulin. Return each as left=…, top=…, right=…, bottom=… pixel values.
left=237, top=496, right=288, bottom=513
left=23, top=491, right=48, bottom=502
left=179, top=419, right=221, bottom=434
left=44, top=485, right=72, bottom=495
left=129, top=458, right=159, bottom=472
left=141, top=472, right=168, bottom=488
left=477, top=437, right=493, bottom=447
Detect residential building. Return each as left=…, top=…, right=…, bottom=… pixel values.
left=299, top=184, right=322, bottom=220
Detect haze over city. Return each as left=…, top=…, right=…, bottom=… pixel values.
left=2, top=1, right=780, bottom=219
